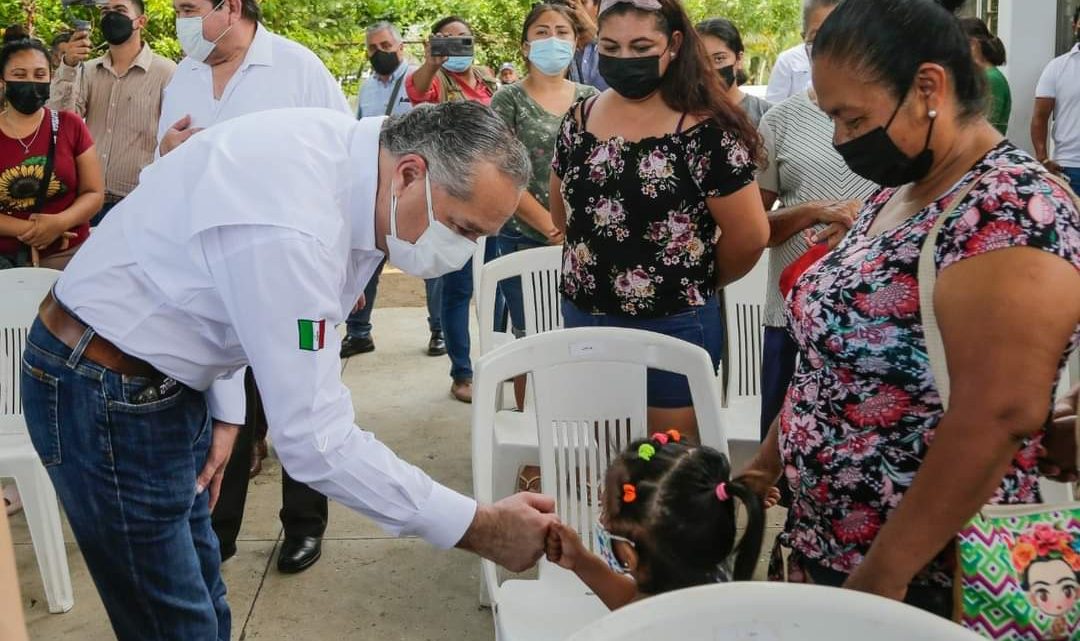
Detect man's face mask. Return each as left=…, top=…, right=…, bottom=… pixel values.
left=385, top=171, right=478, bottom=280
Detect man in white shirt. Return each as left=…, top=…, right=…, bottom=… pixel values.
left=21, top=102, right=549, bottom=641
left=765, top=0, right=839, bottom=105
left=1032, top=7, right=1080, bottom=194
left=156, top=0, right=352, bottom=577
left=345, top=21, right=446, bottom=361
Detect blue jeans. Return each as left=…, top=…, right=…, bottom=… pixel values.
left=495, top=230, right=549, bottom=337
left=760, top=326, right=799, bottom=441
left=345, top=258, right=443, bottom=339
left=441, top=239, right=503, bottom=381
left=1064, top=166, right=1080, bottom=195
left=21, top=318, right=230, bottom=641
left=561, top=298, right=723, bottom=408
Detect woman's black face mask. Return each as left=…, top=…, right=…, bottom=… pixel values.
left=833, top=90, right=936, bottom=188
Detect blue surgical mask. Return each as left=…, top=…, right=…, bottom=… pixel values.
left=595, top=521, right=635, bottom=574
left=443, top=56, right=474, bottom=73
left=528, top=37, right=575, bottom=76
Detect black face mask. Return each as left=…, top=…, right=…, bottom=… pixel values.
left=101, top=11, right=135, bottom=46
left=5, top=81, right=50, bottom=115
left=370, top=49, right=401, bottom=76
left=717, top=65, right=736, bottom=88
left=833, top=96, right=936, bottom=188
left=598, top=53, right=663, bottom=100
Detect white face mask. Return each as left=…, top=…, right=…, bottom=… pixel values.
left=175, top=0, right=233, bottom=62
left=385, top=172, right=478, bottom=280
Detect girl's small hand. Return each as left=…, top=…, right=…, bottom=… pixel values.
left=546, top=522, right=587, bottom=571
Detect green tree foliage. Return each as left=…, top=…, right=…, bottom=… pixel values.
left=0, top=0, right=801, bottom=95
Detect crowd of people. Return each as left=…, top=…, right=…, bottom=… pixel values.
left=2, top=0, right=1080, bottom=639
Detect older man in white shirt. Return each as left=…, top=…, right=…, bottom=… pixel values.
left=765, top=0, right=839, bottom=105
left=154, top=0, right=353, bottom=575
left=22, top=102, right=549, bottom=641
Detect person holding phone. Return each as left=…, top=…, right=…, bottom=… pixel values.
left=51, top=0, right=176, bottom=227
left=406, top=15, right=500, bottom=404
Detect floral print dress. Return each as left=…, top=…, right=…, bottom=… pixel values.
left=552, top=100, right=756, bottom=317
left=779, top=141, right=1080, bottom=587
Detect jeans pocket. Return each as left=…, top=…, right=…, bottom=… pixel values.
left=20, top=359, right=62, bottom=467
left=107, top=384, right=191, bottom=415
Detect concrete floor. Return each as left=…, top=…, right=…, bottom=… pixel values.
left=12, top=305, right=783, bottom=641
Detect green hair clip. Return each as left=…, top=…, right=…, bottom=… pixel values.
left=637, top=443, right=656, bottom=461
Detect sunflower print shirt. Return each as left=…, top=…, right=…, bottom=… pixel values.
left=0, top=109, right=94, bottom=258
left=779, top=141, right=1080, bottom=587
left=552, top=101, right=756, bottom=318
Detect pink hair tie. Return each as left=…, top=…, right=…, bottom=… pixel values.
left=715, top=483, right=730, bottom=502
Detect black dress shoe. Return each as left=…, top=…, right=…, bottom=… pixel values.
left=219, top=542, right=237, bottom=564
left=427, top=331, right=447, bottom=356
left=277, top=536, right=322, bottom=574
left=340, top=335, right=375, bottom=358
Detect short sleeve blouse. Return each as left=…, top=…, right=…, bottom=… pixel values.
left=779, top=141, right=1080, bottom=586
left=552, top=100, right=756, bottom=317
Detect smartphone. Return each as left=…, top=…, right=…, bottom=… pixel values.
left=430, top=37, right=474, bottom=58
left=71, top=19, right=91, bottom=32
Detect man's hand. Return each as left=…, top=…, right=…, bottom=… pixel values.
left=62, top=31, right=92, bottom=66
left=17, top=214, right=68, bottom=250
left=457, top=492, right=558, bottom=572
left=352, top=293, right=367, bottom=314
left=422, top=34, right=449, bottom=71
left=159, top=115, right=204, bottom=157
left=568, top=0, right=598, bottom=42
left=196, top=420, right=241, bottom=511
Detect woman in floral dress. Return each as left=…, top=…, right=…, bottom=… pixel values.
left=550, top=0, right=769, bottom=441
left=738, top=0, right=1080, bottom=617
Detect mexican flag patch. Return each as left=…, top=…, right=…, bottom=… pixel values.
left=297, top=319, right=327, bottom=351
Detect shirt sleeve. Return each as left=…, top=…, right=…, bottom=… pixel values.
left=757, top=116, right=780, bottom=195
left=201, top=225, right=477, bottom=549
left=48, top=61, right=86, bottom=116
left=687, top=123, right=757, bottom=199
left=766, top=53, right=793, bottom=105
left=406, top=71, right=441, bottom=105
left=1035, top=58, right=1059, bottom=99
left=489, top=87, right=517, bottom=133
left=307, top=59, right=351, bottom=114
left=62, top=110, right=94, bottom=157
left=206, top=368, right=247, bottom=424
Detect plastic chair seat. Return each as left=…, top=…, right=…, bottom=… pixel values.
left=496, top=568, right=609, bottom=641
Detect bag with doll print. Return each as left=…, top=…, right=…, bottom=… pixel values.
left=919, top=171, right=1080, bottom=640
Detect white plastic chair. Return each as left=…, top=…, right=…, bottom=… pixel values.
left=720, top=250, right=769, bottom=468
left=566, top=582, right=986, bottom=641
left=473, top=327, right=729, bottom=641
left=0, top=268, right=73, bottom=613
left=476, top=245, right=563, bottom=356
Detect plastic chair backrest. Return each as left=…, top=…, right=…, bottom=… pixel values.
left=473, top=327, right=728, bottom=590
left=476, top=245, right=563, bottom=355
left=567, top=583, right=986, bottom=641
left=721, top=250, right=769, bottom=405
left=0, top=268, right=61, bottom=435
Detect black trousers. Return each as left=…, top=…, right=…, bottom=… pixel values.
left=212, top=368, right=328, bottom=551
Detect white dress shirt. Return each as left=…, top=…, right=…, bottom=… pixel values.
left=56, top=109, right=476, bottom=549
left=1036, top=44, right=1080, bottom=167
left=357, top=63, right=414, bottom=118
left=765, top=44, right=812, bottom=106
left=157, top=24, right=350, bottom=143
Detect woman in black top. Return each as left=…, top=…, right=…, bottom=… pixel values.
left=550, top=0, right=769, bottom=441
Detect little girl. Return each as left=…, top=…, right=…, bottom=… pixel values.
left=546, top=431, right=768, bottom=609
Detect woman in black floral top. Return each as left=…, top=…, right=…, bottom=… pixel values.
left=549, top=0, right=769, bottom=440
left=738, top=0, right=1080, bottom=618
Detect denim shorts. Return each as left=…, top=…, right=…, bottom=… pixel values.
left=561, top=298, right=723, bottom=408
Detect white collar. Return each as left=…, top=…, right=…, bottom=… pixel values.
left=347, top=116, right=386, bottom=251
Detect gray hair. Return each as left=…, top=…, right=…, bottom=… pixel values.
left=366, top=21, right=402, bottom=44
left=379, top=102, right=531, bottom=201
left=803, top=0, right=841, bottom=31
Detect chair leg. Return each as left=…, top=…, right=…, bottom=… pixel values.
left=14, top=460, right=73, bottom=614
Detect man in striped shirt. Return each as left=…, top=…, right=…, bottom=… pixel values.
left=50, top=0, right=176, bottom=226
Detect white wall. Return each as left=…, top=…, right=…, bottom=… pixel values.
left=998, top=0, right=1059, bottom=154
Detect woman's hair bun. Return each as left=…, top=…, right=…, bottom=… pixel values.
left=3, top=24, right=30, bottom=44
left=935, top=0, right=966, bottom=14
